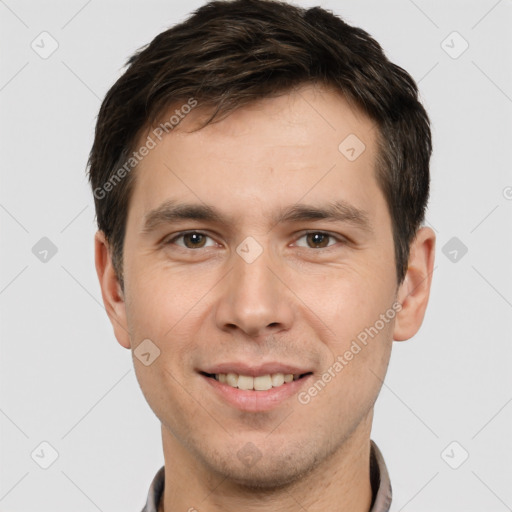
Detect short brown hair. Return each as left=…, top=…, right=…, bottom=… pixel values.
left=88, top=0, right=432, bottom=289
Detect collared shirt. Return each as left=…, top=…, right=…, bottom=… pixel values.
left=141, top=439, right=392, bottom=512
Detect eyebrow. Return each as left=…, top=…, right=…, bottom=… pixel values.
left=141, top=199, right=372, bottom=234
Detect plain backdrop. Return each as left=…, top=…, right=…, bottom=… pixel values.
left=1, top=1, right=511, bottom=511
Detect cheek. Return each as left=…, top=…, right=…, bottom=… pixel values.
left=304, top=261, right=396, bottom=394
left=309, top=259, right=396, bottom=339
left=302, top=316, right=393, bottom=417
left=124, top=256, right=208, bottom=336
left=130, top=350, right=206, bottom=442
left=124, top=263, right=210, bottom=392
left=123, top=266, right=205, bottom=413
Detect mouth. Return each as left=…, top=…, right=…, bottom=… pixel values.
left=200, top=371, right=313, bottom=391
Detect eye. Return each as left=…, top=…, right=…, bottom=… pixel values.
left=166, top=231, right=217, bottom=249
left=164, top=230, right=345, bottom=251
left=294, top=231, right=342, bottom=249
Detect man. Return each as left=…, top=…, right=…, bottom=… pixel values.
left=88, top=0, right=435, bottom=510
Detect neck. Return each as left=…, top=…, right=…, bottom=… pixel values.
left=159, top=418, right=374, bottom=512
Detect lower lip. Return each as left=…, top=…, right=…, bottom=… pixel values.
left=201, top=374, right=313, bottom=412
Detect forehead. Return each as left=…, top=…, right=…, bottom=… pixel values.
left=128, top=83, right=383, bottom=226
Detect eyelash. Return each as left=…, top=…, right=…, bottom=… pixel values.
left=164, top=230, right=347, bottom=250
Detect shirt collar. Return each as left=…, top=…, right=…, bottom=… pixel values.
left=369, top=439, right=393, bottom=512
left=141, top=439, right=392, bottom=512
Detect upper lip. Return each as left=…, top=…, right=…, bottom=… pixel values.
left=200, top=362, right=312, bottom=377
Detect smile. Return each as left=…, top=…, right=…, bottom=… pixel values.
left=203, top=372, right=312, bottom=391
left=199, top=369, right=314, bottom=412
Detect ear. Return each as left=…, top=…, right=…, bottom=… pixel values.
left=94, top=230, right=131, bottom=349
left=393, top=227, right=436, bottom=341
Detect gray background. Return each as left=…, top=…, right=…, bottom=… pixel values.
left=1, top=0, right=511, bottom=510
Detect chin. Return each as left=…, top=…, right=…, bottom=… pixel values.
left=208, top=449, right=321, bottom=490
left=223, top=467, right=304, bottom=490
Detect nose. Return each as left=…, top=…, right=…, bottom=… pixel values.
left=214, top=240, right=294, bottom=339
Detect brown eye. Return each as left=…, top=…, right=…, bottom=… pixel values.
left=166, top=231, right=215, bottom=249
left=182, top=232, right=207, bottom=248
left=305, top=232, right=331, bottom=248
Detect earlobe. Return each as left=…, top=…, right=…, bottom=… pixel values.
left=393, top=227, right=436, bottom=342
left=94, top=230, right=131, bottom=349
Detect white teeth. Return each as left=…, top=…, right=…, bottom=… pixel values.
left=271, top=373, right=285, bottom=387
left=237, top=375, right=253, bottom=390
left=254, top=375, right=272, bottom=391
left=214, top=372, right=300, bottom=391
left=226, top=373, right=239, bottom=387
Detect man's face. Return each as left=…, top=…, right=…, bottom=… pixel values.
left=116, top=84, right=399, bottom=486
